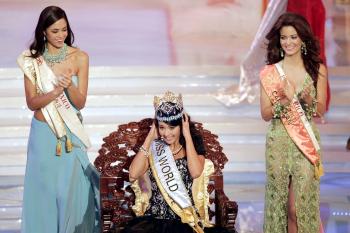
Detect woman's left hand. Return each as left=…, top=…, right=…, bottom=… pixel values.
left=182, top=113, right=191, bottom=139
left=57, top=70, right=73, bottom=89
left=300, top=83, right=313, bottom=104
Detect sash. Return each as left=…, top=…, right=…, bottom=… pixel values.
left=260, top=64, right=323, bottom=179
left=17, top=50, right=91, bottom=149
left=131, top=154, right=214, bottom=228
left=148, top=140, right=204, bottom=233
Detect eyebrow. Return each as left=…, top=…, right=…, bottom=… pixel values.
left=281, top=33, right=298, bottom=36
left=50, top=27, right=67, bottom=30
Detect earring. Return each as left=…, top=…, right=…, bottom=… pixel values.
left=301, top=42, right=307, bottom=55
left=280, top=48, right=284, bottom=58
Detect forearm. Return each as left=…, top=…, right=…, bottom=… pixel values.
left=261, top=105, right=274, bottom=122
left=129, top=136, right=153, bottom=181
left=27, top=89, right=61, bottom=111
left=316, top=101, right=326, bottom=116
left=184, top=135, right=204, bottom=178
left=65, top=85, right=86, bottom=110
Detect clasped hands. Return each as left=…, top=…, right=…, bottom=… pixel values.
left=276, top=79, right=312, bottom=105
left=53, top=69, right=73, bottom=96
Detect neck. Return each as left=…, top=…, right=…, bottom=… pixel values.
left=46, top=43, right=62, bottom=55
left=282, top=52, right=303, bottom=67
left=169, top=141, right=181, bottom=151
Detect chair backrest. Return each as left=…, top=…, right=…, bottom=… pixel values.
left=94, top=118, right=238, bottom=233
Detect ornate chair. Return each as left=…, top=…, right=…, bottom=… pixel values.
left=94, top=118, right=238, bottom=233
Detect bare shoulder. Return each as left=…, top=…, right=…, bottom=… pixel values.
left=67, top=47, right=89, bottom=63
left=76, top=49, right=89, bottom=62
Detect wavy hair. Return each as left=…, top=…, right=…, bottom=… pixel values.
left=265, top=12, right=323, bottom=86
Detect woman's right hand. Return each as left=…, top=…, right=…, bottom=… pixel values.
left=146, top=122, right=158, bottom=141
left=278, top=79, right=295, bottom=105
left=52, top=84, right=64, bottom=97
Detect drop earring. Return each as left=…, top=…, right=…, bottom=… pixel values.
left=301, top=42, right=307, bottom=55
left=280, top=48, right=284, bottom=58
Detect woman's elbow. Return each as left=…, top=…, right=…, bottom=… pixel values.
left=191, top=172, right=201, bottom=179
left=190, top=168, right=204, bottom=179
left=261, top=112, right=271, bottom=122
left=317, top=105, right=326, bottom=117
left=129, top=169, right=137, bottom=182
left=262, top=116, right=271, bottom=122
left=76, top=104, right=85, bottom=110
left=27, top=105, right=37, bottom=111
left=74, top=101, right=86, bottom=110
left=26, top=101, right=39, bottom=111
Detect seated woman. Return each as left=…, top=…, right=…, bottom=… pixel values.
left=124, top=91, right=229, bottom=233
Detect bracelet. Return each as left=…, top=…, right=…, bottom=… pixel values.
left=139, top=145, right=149, bottom=158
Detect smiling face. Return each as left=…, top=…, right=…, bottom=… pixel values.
left=158, top=121, right=181, bottom=145
left=44, top=18, right=68, bottom=49
left=280, top=25, right=303, bottom=57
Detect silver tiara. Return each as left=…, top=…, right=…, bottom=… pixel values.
left=153, top=91, right=183, bottom=121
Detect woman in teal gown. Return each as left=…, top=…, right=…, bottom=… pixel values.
left=17, top=6, right=100, bottom=233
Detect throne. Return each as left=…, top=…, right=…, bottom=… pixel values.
left=94, top=118, right=238, bottom=233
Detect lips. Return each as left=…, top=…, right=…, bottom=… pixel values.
left=283, top=46, right=298, bottom=54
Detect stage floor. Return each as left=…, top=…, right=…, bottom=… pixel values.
left=0, top=1, right=349, bottom=233
left=1, top=172, right=350, bottom=232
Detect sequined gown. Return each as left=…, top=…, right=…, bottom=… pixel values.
left=123, top=158, right=230, bottom=233
left=263, top=74, right=321, bottom=233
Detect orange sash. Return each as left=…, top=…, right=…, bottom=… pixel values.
left=260, top=64, right=323, bottom=179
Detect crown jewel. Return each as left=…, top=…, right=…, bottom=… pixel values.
left=153, top=91, right=184, bottom=121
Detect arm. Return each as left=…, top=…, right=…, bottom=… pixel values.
left=260, top=82, right=274, bottom=122
left=129, top=123, right=157, bottom=182
left=315, top=64, right=328, bottom=116
left=62, top=51, right=89, bottom=110
left=182, top=114, right=205, bottom=179
left=24, top=76, right=63, bottom=111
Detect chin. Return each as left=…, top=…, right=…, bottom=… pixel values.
left=284, top=50, right=300, bottom=57
left=164, top=139, right=175, bottom=145
left=53, top=41, right=65, bottom=48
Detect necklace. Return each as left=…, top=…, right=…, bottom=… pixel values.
left=43, top=43, right=68, bottom=67
left=172, top=145, right=183, bottom=156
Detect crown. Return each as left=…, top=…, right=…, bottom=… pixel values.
left=153, top=91, right=184, bottom=121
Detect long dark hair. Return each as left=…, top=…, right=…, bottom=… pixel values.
left=29, top=6, right=74, bottom=58
left=155, top=103, right=206, bottom=155
left=265, top=12, right=323, bottom=87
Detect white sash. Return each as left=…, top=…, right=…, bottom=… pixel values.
left=17, top=50, right=91, bottom=148
left=150, top=140, right=192, bottom=209
left=275, top=63, right=320, bottom=152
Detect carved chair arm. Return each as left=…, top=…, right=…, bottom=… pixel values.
left=215, top=189, right=238, bottom=233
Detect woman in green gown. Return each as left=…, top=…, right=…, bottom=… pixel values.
left=260, top=13, right=328, bottom=233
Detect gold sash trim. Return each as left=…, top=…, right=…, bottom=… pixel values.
left=17, top=50, right=91, bottom=149
left=192, top=159, right=214, bottom=228
left=131, top=157, right=214, bottom=232
left=148, top=152, right=203, bottom=233
left=260, top=64, right=324, bottom=179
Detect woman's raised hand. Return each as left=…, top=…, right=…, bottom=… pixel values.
left=147, top=121, right=159, bottom=141
left=182, top=113, right=191, bottom=139
left=299, top=83, right=313, bottom=103
left=279, top=79, right=295, bottom=105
